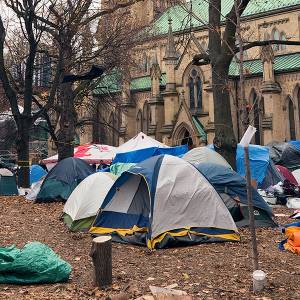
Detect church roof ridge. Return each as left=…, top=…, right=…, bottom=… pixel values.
left=152, top=0, right=300, bottom=36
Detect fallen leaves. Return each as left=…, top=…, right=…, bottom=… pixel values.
left=0, top=197, right=298, bottom=300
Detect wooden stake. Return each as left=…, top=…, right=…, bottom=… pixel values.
left=90, top=236, right=112, bottom=288
left=244, top=147, right=259, bottom=271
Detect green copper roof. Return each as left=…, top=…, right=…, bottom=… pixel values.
left=131, top=73, right=166, bottom=90
left=192, top=116, right=207, bottom=140
left=94, top=53, right=300, bottom=95
left=94, top=73, right=166, bottom=95
left=229, top=52, right=300, bottom=76
left=152, top=0, right=300, bottom=35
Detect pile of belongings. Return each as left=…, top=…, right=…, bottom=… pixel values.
left=279, top=222, right=300, bottom=255
left=0, top=242, right=71, bottom=284
left=290, top=210, right=300, bottom=219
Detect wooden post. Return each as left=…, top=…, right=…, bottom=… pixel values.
left=90, top=236, right=112, bottom=288
left=244, top=147, right=259, bottom=271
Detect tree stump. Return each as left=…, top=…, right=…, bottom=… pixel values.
left=90, top=236, right=112, bottom=288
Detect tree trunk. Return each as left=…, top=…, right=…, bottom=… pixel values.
left=212, top=65, right=237, bottom=169
left=57, top=81, right=76, bottom=161
left=16, top=118, right=31, bottom=188
left=90, top=236, right=112, bottom=288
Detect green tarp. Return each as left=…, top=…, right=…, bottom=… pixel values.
left=110, top=163, right=135, bottom=176
left=0, top=242, right=71, bottom=284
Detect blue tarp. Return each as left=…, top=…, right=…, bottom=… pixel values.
left=113, top=145, right=188, bottom=164
left=288, top=140, right=300, bottom=151
left=30, top=165, right=47, bottom=185
left=236, top=144, right=269, bottom=184
left=195, top=163, right=272, bottom=215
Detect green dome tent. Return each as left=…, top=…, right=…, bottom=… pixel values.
left=36, top=157, right=94, bottom=203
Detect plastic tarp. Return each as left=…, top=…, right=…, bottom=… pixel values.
left=289, top=141, right=300, bottom=151
left=268, top=141, right=300, bottom=171
left=42, top=144, right=116, bottom=166
left=259, top=161, right=283, bottom=190
left=116, top=132, right=168, bottom=153
left=110, top=163, right=136, bottom=176
left=0, top=242, right=71, bottom=284
left=30, top=165, right=47, bottom=185
left=236, top=144, right=269, bottom=184
left=113, top=145, right=188, bottom=164
left=276, top=165, right=298, bottom=185
left=26, top=179, right=44, bottom=201
left=195, top=163, right=273, bottom=216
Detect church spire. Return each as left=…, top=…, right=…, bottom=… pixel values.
left=165, top=18, right=177, bottom=59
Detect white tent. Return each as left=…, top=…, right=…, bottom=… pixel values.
left=42, top=144, right=116, bottom=170
left=116, top=132, right=168, bottom=153
left=63, top=172, right=117, bottom=231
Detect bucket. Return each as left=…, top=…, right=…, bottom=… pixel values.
left=252, top=270, right=266, bottom=292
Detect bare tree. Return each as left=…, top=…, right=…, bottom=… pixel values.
left=191, top=0, right=300, bottom=168
left=0, top=0, right=145, bottom=187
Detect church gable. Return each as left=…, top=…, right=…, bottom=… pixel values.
left=171, top=98, right=207, bottom=147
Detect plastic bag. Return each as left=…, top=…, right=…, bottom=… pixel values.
left=0, top=242, right=72, bottom=284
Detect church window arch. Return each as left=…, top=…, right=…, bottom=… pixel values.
left=143, top=102, right=150, bottom=134
left=187, top=68, right=203, bottom=112
left=136, top=110, right=143, bottom=133
left=108, top=112, right=115, bottom=146
left=287, top=96, right=296, bottom=140
left=263, top=32, right=270, bottom=41
left=250, top=90, right=264, bottom=145
left=271, top=28, right=280, bottom=51
left=280, top=32, right=287, bottom=50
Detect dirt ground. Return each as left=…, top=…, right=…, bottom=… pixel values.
left=0, top=196, right=299, bottom=300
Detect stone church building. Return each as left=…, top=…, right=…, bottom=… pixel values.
left=89, top=0, right=300, bottom=148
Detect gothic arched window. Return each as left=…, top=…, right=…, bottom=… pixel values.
left=108, top=112, right=115, bottom=146
left=196, top=76, right=202, bottom=110
left=280, top=32, right=287, bottom=50
left=188, top=76, right=195, bottom=109
left=272, top=28, right=280, bottom=51
left=188, top=69, right=203, bottom=112
left=288, top=97, right=296, bottom=140
left=136, top=110, right=143, bottom=133
left=263, top=32, right=270, bottom=41
left=143, top=102, right=149, bottom=134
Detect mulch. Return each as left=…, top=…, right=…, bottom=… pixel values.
left=0, top=196, right=299, bottom=300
